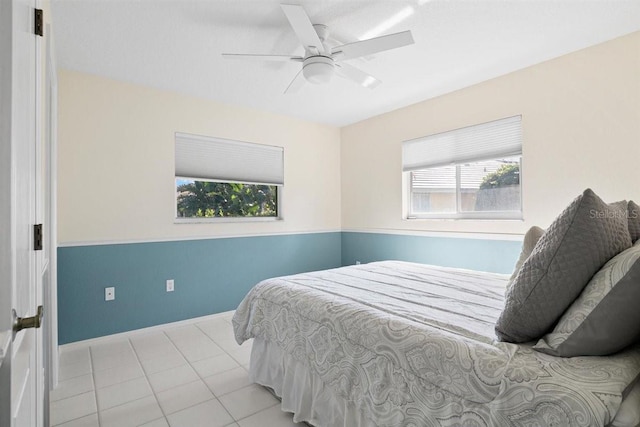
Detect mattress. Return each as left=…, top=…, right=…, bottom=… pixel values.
left=233, top=261, right=640, bottom=427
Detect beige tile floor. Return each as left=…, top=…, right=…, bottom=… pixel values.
left=50, top=312, right=306, bottom=427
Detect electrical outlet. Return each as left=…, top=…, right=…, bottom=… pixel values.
left=166, top=279, right=174, bottom=292
left=105, top=287, right=115, bottom=301
left=355, top=261, right=361, bottom=265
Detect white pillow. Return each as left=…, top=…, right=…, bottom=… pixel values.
left=505, top=226, right=545, bottom=295
left=611, top=379, right=640, bottom=427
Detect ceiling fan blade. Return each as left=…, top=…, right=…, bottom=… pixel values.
left=222, top=53, right=303, bottom=62
left=281, top=4, right=324, bottom=53
left=284, top=69, right=306, bottom=94
left=332, top=30, right=414, bottom=61
left=335, top=63, right=381, bottom=89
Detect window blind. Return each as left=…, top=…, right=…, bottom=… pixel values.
left=175, top=132, right=284, bottom=185
left=402, top=115, right=522, bottom=171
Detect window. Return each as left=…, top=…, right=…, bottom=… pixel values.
left=403, top=116, right=522, bottom=219
left=175, top=133, right=284, bottom=220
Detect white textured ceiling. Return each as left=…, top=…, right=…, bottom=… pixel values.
left=51, top=0, right=640, bottom=127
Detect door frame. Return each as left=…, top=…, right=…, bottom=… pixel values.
left=44, top=20, right=59, bottom=391
left=0, top=0, right=16, bottom=425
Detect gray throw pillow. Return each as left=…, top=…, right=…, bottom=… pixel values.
left=506, top=226, right=545, bottom=295
left=629, top=201, right=640, bottom=243
left=495, top=189, right=632, bottom=343
left=534, top=240, right=640, bottom=356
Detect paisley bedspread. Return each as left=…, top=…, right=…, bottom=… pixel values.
left=232, top=261, right=640, bottom=427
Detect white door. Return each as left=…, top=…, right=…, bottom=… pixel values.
left=0, top=0, right=13, bottom=422
left=0, top=0, right=45, bottom=426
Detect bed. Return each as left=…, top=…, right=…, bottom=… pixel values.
left=232, top=260, right=640, bottom=427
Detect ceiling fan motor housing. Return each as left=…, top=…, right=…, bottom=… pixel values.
left=303, top=56, right=335, bottom=84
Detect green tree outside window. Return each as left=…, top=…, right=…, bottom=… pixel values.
left=177, top=180, right=277, bottom=218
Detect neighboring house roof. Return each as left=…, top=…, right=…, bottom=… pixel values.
left=412, top=161, right=517, bottom=190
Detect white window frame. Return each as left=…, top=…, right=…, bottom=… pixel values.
left=405, top=156, right=523, bottom=220
left=403, top=116, right=523, bottom=221
left=174, top=179, right=283, bottom=224
left=173, top=132, right=284, bottom=224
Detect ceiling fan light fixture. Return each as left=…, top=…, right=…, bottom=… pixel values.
left=303, top=56, right=335, bottom=84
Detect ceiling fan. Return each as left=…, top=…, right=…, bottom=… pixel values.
left=222, top=4, right=415, bottom=93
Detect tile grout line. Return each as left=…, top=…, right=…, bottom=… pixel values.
left=93, top=341, right=147, bottom=408
left=127, top=326, right=232, bottom=423
left=54, top=349, right=95, bottom=425
left=89, top=328, right=206, bottom=423
left=127, top=336, right=169, bottom=425
left=192, top=323, right=244, bottom=380
left=91, top=349, right=100, bottom=427
left=162, top=325, right=236, bottom=422
left=157, top=327, right=204, bottom=419
left=86, top=346, right=98, bottom=427
left=50, top=390, right=98, bottom=427
left=53, top=316, right=274, bottom=427
left=55, top=346, right=100, bottom=427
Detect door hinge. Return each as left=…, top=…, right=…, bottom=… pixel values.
left=34, top=224, right=43, bottom=251
left=34, top=8, right=43, bottom=37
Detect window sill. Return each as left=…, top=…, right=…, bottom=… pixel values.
left=175, top=216, right=283, bottom=224
left=406, top=213, right=523, bottom=221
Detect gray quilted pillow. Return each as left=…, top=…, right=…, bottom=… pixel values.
left=495, top=189, right=632, bottom=343
left=534, top=240, right=640, bottom=356
left=629, top=201, right=640, bottom=243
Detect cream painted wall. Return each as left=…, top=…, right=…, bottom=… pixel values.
left=57, top=70, right=341, bottom=243
left=59, top=31, right=640, bottom=243
left=341, top=31, right=640, bottom=235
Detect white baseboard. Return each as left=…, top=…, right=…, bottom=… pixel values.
left=58, top=310, right=235, bottom=353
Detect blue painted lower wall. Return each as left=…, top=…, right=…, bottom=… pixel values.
left=57, top=231, right=522, bottom=344
left=57, top=232, right=342, bottom=344
left=341, top=232, right=521, bottom=274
